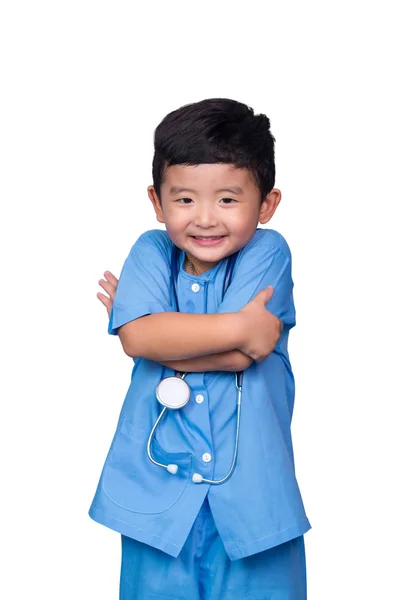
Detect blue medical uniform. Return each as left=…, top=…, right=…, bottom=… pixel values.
left=119, top=496, right=307, bottom=600
left=89, top=227, right=311, bottom=597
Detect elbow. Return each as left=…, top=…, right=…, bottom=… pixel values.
left=119, top=335, right=136, bottom=358
left=231, top=351, right=253, bottom=372
left=240, top=356, right=254, bottom=371
left=121, top=342, right=136, bottom=358
left=117, top=315, right=154, bottom=359
left=117, top=323, right=138, bottom=358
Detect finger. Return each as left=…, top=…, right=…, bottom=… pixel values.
left=256, top=286, right=274, bottom=303
left=97, top=292, right=112, bottom=313
left=103, top=271, right=119, bottom=286
left=98, top=278, right=117, bottom=300
left=97, top=292, right=108, bottom=306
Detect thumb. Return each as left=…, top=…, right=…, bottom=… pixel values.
left=254, top=286, right=274, bottom=304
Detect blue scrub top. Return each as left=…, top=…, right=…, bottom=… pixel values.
left=89, top=228, right=311, bottom=561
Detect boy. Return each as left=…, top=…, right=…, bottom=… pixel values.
left=90, top=98, right=311, bottom=599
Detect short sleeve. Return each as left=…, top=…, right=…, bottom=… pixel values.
left=217, top=229, right=296, bottom=329
left=108, top=230, right=174, bottom=335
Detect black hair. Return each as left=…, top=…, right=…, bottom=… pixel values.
left=151, top=98, right=276, bottom=203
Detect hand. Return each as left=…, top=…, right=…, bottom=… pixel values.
left=97, top=271, right=119, bottom=318
left=237, top=287, right=283, bottom=363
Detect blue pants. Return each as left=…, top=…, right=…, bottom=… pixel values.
left=120, top=497, right=307, bottom=599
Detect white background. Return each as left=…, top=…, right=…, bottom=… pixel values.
left=1, top=1, right=399, bottom=598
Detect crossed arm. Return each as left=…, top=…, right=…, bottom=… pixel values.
left=161, top=349, right=251, bottom=373
left=99, top=280, right=282, bottom=372
left=99, top=234, right=291, bottom=372
left=118, top=311, right=253, bottom=373
left=98, top=272, right=257, bottom=372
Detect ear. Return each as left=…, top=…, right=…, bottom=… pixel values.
left=258, top=189, right=282, bottom=224
left=147, top=185, right=165, bottom=224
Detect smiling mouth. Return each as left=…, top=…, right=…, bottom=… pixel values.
left=191, top=236, right=226, bottom=239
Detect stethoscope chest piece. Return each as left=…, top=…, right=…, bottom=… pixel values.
left=156, top=376, right=191, bottom=409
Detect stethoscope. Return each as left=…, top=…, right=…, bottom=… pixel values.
left=146, top=245, right=244, bottom=485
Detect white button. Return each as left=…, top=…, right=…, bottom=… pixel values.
left=195, top=394, right=204, bottom=404
left=202, top=453, right=212, bottom=463
left=191, top=283, right=200, bottom=293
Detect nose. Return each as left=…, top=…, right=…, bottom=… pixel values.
left=193, top=203, right=218, bottom=228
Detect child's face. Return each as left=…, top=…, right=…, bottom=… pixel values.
left=147, top=163, right=281, bottom=274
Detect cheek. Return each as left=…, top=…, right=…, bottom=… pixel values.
left=229, top=213, right=256, bottom=234
left=164, top=213, right=188, bottom=233
left=162, top=211, right=189, bottom=243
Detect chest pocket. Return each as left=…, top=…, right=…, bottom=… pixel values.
left=101, top=418, right=192, bottom=514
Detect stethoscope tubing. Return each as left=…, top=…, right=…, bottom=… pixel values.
left=146, top=371, right=243, bottom=484
left=146, top=373, right=188, bottom=476
left=193, top=371, right=243, bottom=485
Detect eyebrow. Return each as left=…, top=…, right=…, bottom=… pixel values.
left=169, top=186, right=244, bottom=195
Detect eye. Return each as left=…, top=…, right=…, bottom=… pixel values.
left=175, top=197, right=237, bottom=205
left=220, top=197, right=237, bottom=204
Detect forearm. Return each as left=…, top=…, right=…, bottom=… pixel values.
left=158, top=349, right=253, bottom=373
left=118, top=312, right=244, bottom=361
